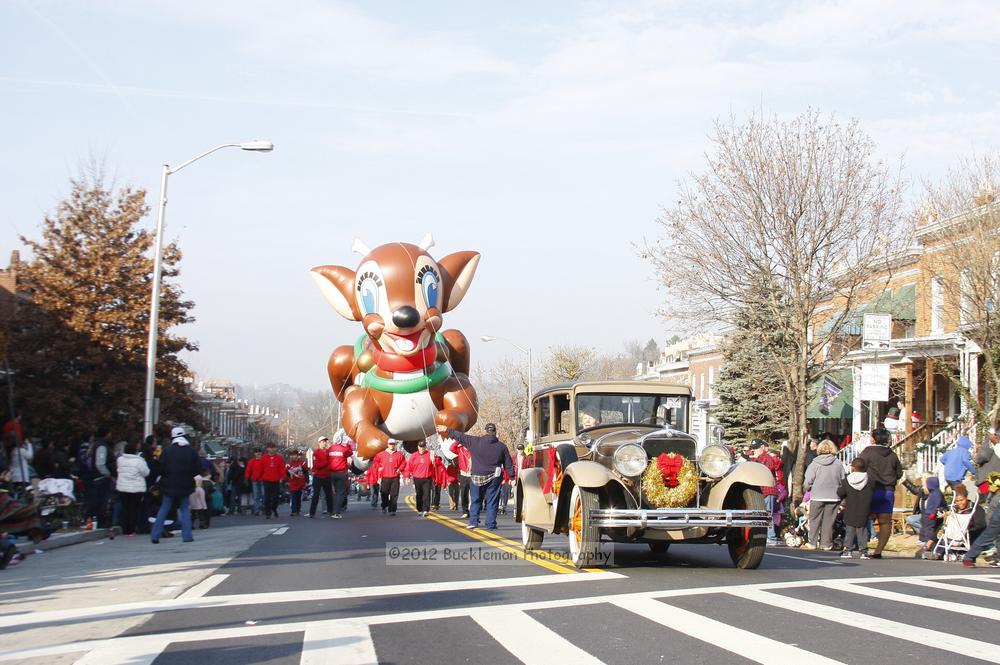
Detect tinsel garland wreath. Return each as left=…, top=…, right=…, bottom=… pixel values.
left=642, top=453, right=698, bottom=508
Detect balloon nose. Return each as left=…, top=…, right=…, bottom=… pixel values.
left=392, top=306, right=421, bottom=329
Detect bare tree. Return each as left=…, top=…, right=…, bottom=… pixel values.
left=647, top=110, right=906, bottom=503
left=473, top=357, right=530, bottom=449
left=920, top=153, right=1000, bottom=430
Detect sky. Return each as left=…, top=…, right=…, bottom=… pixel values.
left=2, top=0, right=999, bottom=392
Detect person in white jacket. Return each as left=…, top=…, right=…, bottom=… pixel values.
left=115, top=442, right=150, bottom=536
left=8, top=438, right=34, bottom=491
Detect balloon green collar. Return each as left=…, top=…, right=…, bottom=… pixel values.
left=355, top=333, right=451, bottom=394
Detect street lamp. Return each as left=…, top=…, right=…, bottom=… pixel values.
left=143, top=141, right=274, bottom=438
left=481, top=335, right=533, bottom=440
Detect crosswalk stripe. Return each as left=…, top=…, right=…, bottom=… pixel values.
left=300, top=619, right=377, bottom=665
left=0, top=571, right=622, bottom=630
left=728, top=588, right=1000, bottom=661
left=178, top=574, right=229, bottom=599
left=470, top=608, right=605, bottom=665
left=273, top=526, right=289, bottom=535
left=69, top=638, right=169, bottom=665
left=824, top=581, right=1000, bottom=621
left=892, top=577, right=1000, bottom=599
left=612, top=597, right=844, bottom=665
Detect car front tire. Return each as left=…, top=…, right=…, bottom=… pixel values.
left=567, top=484, right=601, bottom=568
left=726, top=487, right=767, bottom=570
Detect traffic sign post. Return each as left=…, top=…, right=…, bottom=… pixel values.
left=861, top=312, right=892, bottom=431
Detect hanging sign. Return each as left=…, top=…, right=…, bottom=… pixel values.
left=858, top=363, right=890, bottom=402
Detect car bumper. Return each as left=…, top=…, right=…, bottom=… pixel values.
left=590, top=508, right=771, bottom=529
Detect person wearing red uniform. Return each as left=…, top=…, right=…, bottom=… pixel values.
left=327, top=434, right=353, bottom=518
left=309, top=436, right=333, bottom=518
left=365, top=453, right=382, bottom=509
left=444, top=460, right=460, bottom=510
left=373, top=440, right=406, bottom=515
left=405, top=441, right=435, bottom=515
left=260, top=443, right=287, bottom=519
left=449, top=439, right=473, bottom=518
left=286, top=450, right=309, bottom=516
left=244, top=448, right=265, bottom=516
left=431, top=454, right=448, bottom=511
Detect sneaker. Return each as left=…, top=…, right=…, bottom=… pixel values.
left=988, top=561, right=1000, bottom=568
left=332, top=514, right=342, bottom=519
left=461, top=513, right=470, bottom=519
left=870, top=552, right=882, bottom=559
left=859, top=553, right=870, bottom=560
left=962, top=559, right=976, bottom=567
left=307, top=514, right=315, bottom=519
left=382, top=507, right=387, bottom=513
left=840, top=551, right=852, bottom=559
left=766, top=539, right=780, bottom=547
left=800, top=543, right=817, bottom=550
left=466, top=524, right=478, bottom=530
left=151, top=539, right=159, bottom=544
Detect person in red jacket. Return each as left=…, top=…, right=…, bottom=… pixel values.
left=327, top=433, right=353, bottom=518
left=405, top=441, right=435, bottom=516
left=286, top=450, right=309, bottom=516
left=444, top=459, right=460, bottom=510
left=309, top=436, right=334, bottom=518
left=244, top=448, right=265, bottom=516
left=449, top=439, right=473, bottom=518
left=431, top=454, right=447, bottom=511
left=365, top=453, right=381, bottom=509
left=260, top=443, right=287, bottom=519
left=373, top=440, right=406, bottom=515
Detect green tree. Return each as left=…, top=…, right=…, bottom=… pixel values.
left=11, top=173, right=198, bottom=441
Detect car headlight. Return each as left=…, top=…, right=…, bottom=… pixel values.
left=698, top=445, right=733, bottom=479
left=613, top=444, right=648, bottom=477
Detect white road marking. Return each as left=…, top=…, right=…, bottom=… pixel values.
left=273, top=527, right=289, bottom=536
left=470, top=608, right=605, bottom=665
left=729, top=588, right=1000, bottom=661
left=300, top=619, right=377, bottom=665
left=824, top=581, right=1000, bottom=621
left=763, top=552, right=843, bottom=565
left=178, top=574, right=230, bottom=600
left=0, top=571, right=625, bottom=630
left=3, top=573, right=995, bottom=664
left=71, top=638, right=169, bottom=665
left=614, top=597, right=844, bottom=665
left=892, top=577, right=1000, bottom=599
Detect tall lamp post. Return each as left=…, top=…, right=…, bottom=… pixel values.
left=481, top=335, right=532, bottom=440
left=143, top=141, right=274, bottom=439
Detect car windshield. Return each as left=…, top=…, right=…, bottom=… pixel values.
left=575, top=393, right=688, bottom=432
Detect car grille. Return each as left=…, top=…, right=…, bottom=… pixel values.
left=642, top=437, right=696, bottom=461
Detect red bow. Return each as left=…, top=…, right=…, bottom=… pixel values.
left=657, top=453, right=682, bottom=488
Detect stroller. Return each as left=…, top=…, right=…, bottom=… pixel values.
left=934, top=493, right=980, bottom=561
left=34, top=478, right=80, bottom=527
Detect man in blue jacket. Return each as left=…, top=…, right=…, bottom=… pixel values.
left=437, top=423, right=513, bottom=531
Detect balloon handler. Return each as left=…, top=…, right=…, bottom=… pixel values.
left=311, top=235, right=481, bottom=462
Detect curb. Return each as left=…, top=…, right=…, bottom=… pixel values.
left=16, top=527, right=121, bottom=555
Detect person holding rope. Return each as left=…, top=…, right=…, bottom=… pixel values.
left=437, top=423, right=513, bottom=531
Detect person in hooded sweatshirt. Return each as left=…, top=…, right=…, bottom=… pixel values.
left=939, top=435, right=976, bottom=488
left=150, top=427, right=201, bottom=544
left=918, top=475, right=945, bottom=558
left=859, top=427, right=902, bottom=558
left=838, top=457, right=873, bottom=559
left=802, top=440, right=845, bottom=550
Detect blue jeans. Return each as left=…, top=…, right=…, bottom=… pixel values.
left=965, top=506, right=1000, bottom=561
left=469, top=477, right=502, bottom=529
left=252, top=481, right=264, bottom=515
left=905, top=514, right=922, bottom=535
left=151, top=494, right=193, bottom=542
left=764, top=494, right=777, bottom=542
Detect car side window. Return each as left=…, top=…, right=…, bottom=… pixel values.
left=554, top=393, right=570, bottom=433
left=538, top=398, right=550, bottom=438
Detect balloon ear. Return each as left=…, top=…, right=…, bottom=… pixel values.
left=438, top=251, right=480, bottom=312
left=310, top=265, right=361, bottom=321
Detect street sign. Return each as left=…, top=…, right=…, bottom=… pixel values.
left=858, top=363, right=890, bottom=402
left=862, top=312, right=892, bottom=351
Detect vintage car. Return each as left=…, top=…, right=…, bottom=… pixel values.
left=516, top=381, right=774, bottom=569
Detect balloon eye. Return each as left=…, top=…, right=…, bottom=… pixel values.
left=421, top=272, right=439, bottom=309
left=359, top=278, right=379, bottom=315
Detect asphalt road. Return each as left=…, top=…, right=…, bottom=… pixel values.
left=2, top=487, right=999, bottom=665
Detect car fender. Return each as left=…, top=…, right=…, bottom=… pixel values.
left=706, top=461, right=775, bottom=508
left=565, top=460, right=613, bottom=489
left=517, top=467, right=554, bottom=529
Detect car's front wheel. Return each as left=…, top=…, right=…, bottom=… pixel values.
left=726, top=487, right=767, bottom=569
left=522, top=520, right=544, bottom=550
left=567, top=484, right=601, bottom=568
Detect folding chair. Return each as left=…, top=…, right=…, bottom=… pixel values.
left=934, top=493, right=979, bottom=561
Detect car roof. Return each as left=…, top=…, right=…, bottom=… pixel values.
left=533, top=380, right=690, bottom=400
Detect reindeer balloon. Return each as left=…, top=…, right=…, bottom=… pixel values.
left=311, top=235, right=480, bottom=460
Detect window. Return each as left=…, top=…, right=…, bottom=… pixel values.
left=931, top=276, right=944, bottom=334
left=960, top=269, right=973, bottom=326
left=538, top=398, right=550, bottom=437
left=708, top=366, right=715, bottom=399
left=553, top=393, right=570, bottom=433
left=700, top=373, right=705, bottom=399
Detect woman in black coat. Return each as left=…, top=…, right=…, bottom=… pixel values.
left=150, top=429, right=201, bottom=544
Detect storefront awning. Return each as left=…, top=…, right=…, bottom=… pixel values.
left=807, top=369, right=853, bottom=420
left=817, top=284, right=917, bottom=337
